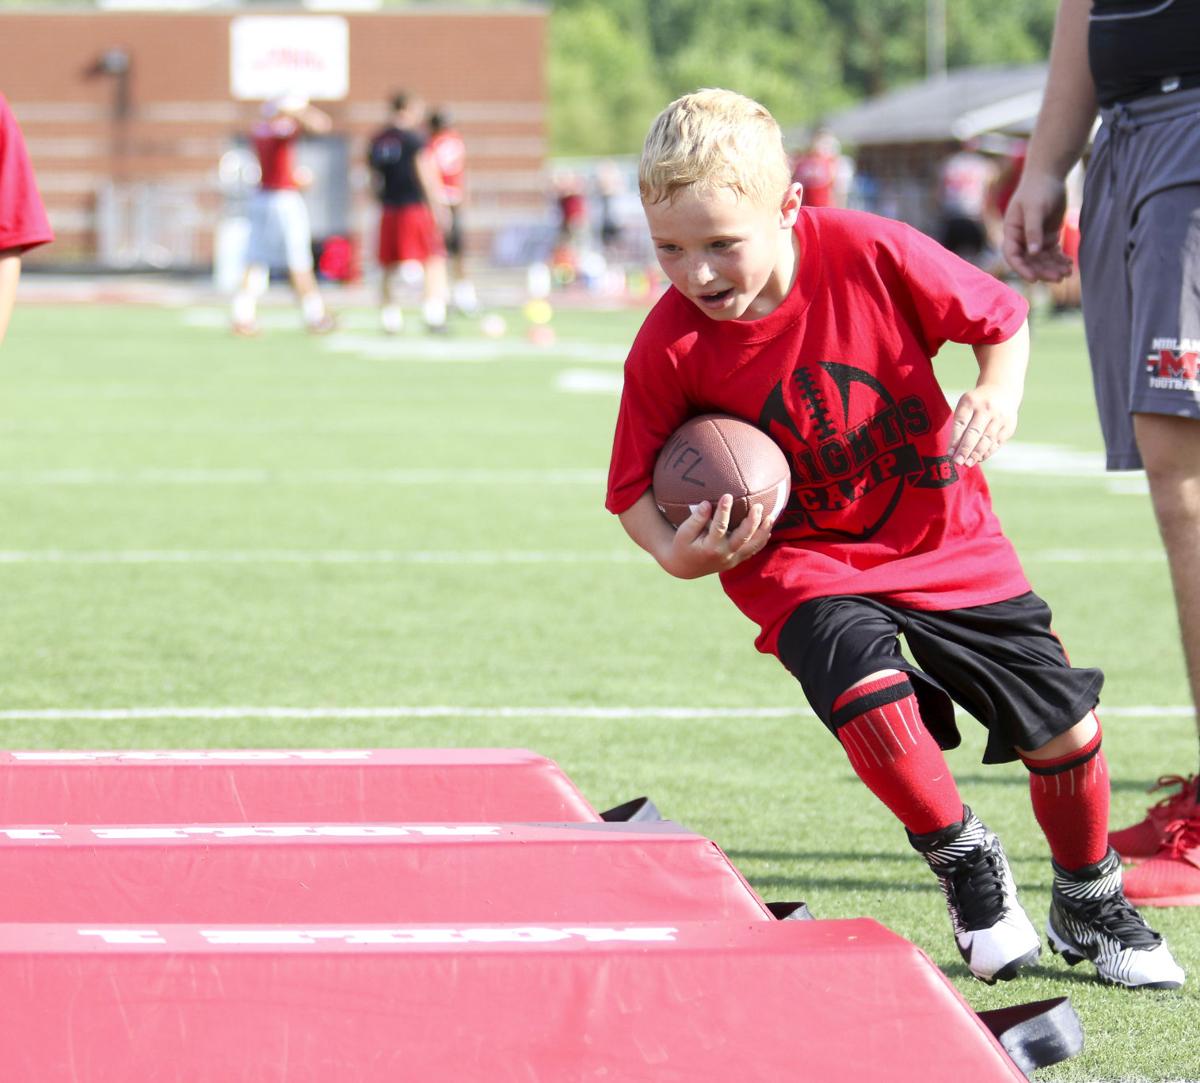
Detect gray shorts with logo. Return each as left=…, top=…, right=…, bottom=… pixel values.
left=1079, top=86, right=1200, bottom=470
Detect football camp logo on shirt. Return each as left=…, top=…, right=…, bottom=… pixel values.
left=758, top=360, right=960, bottom=540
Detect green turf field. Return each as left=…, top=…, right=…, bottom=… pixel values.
left=1, top=294, right=1196, bottom=1081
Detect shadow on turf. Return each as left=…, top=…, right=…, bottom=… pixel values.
left=938, top=958, right=1107, bottom=988
left=728, top=847, right=1054, bottom=869
left=726, top=848, right=910, bottom=864
left=733, top=855, right=1054, bottom=896
left=952, top=772, right=1155, bottom=795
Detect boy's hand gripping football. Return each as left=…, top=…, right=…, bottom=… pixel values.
left=667, top=494, right=773, bottom=579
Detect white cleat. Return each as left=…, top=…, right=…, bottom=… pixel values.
left=912, top=808, right=1042, bottom=983
left=1048, top=848, right=1186, bottom=990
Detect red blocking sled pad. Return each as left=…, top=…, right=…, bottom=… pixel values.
left=0, top=748, right=600, bottom=823
left=0, top=821, right=773, bottom=923
left=0, top=919, right=1027, bottom=1082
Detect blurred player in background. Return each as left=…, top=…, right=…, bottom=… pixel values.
left=427, top=108, right=477, bottom=316
left=368, top=93, right=448, bottom=335
left=595, top=159, right=626, bottom=256
left=0, top=92, right=53, bottom=347
left=791, top=126, right=848, bottom=209
left=1004, top=0, right=1200, bottom=906
left=936, top=139, right=997, bottom=267
left=552, top=169, right=589, bottom=281
left=231, top=95, right=335, bottom=337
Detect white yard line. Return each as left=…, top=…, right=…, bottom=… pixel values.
left=556, top=369, right=624, bottom=394
left=0, top=704, right=1187, bottom=723
left=320, top=334, right=628, bottom=364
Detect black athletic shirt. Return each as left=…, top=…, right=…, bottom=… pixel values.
left=1089, top=0, right=1200, bottom=106
left=367, top=126, right=427, bottom=207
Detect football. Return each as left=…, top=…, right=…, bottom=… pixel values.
left=652, top=413, right=792, bottom=529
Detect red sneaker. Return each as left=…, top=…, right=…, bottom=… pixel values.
left=1124, top=818, right=1200, bottom=907
left=1109, top=774, right=1199, bottom=860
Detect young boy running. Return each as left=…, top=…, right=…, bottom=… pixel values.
left=606, top=88, right=1185, bottom=989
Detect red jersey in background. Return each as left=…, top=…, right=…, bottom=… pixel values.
left=792, top=150, right=839, bottom=207
left=428, top=128, right=466, bottom=207
left=253, top=116, right=301, bottom=191
left=0, top=93, right=53, bottom=253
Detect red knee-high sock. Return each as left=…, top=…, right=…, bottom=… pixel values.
left=833, top=673, right=964, bottom=835
left=1020, top=717, right=1109, bottom=870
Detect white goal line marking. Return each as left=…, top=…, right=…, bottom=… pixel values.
left=0, top=705, right=1188, bottom=723
left=0, top=548, right=1166, bottom=565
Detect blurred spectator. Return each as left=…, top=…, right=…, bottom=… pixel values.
left=988, top=139, right=1028, bottom=224
left=0, top=92, right=53, bottom=347
left=231, top=95, right=335, bottom=337
left=988, top=139, right=1082, bottom=308
left=935, top=139, right=997, bottom=266
left=594, top=160, right=625, bottom=254
left=427, top=107, right=477, bottom=315
left=554, top=170, right=587, bottom=249
left=548, top=170, right=589, bottom=286
left=791, top=127, right=850, bottom=208
left=367, top=92, right=448, bottom=334
left=1049, top=162, right=1085, bottom=312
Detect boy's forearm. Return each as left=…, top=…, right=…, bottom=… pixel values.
left=974, top=321, right=1030, bottom=395
left=618, top=489, right=676, bottom=566
left=948, top=321, right=1030, bottom=467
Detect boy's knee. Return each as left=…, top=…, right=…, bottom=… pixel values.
left=831, top=671, right=913, bottom=730
left=843, top=668, right=904, bottom=693
left=1018, top=711, right=1099, bottom=761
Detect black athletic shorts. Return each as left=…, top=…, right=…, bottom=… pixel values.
left=775, top=592, right=1104, bottom=764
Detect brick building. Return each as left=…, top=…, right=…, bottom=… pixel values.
left=1, top=5, right=548, bottom=274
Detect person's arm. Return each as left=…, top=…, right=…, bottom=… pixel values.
left=618, top=487, right=772, bottom=580
left=292, top=102, right=332, bottom=136
left=0, top=249, right=21, bottom=347
left=948, top=320, right=1030, bottom=468
left=1003, top=0, right=1097, bottom=282
left=415, top=147, right=448, bottom=225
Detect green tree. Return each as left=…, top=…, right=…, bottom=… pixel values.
left=661, top=5, right=845, bottom=131
left=549, top=4, right=666, bottom=155
left=946, top=0, right=1057, bottom=68
left=551, top=0, right=1059, bottom=154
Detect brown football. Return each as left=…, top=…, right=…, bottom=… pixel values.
left=652, top=413, right=791, bottom=529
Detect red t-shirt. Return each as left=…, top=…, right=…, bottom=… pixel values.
left=428, top=129, right=466, bottom=207
left=0, top=94, right=53, bottom=254
left=253, top=116, right=300, bottom=191
left=606, top=208, right=1031, bottom=655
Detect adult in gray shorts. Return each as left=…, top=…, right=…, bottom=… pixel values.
left=1004, top=0, right=1200, bottom=907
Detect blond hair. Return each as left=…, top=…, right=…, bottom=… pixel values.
left=639, top=89, right=792, bottom=207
